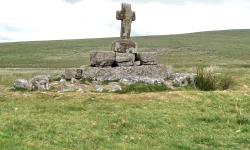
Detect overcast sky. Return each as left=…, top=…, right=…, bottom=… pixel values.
left=0, top=0, right=250, bottom=42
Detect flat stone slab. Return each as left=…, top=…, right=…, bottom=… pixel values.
left=116, top=53, right=135, bottom=66
left=137, top=52, right=158, bottom=65
left=67, top=65, right=170, bottom=81
left=90, top=51, right=115, bottom=67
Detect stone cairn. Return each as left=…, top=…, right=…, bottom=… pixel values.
left=65, top=3, right=171, bottom=83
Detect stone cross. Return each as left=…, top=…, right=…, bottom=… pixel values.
left=116, top=3, right=136, bottom=40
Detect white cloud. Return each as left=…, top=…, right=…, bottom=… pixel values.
left=0, top=0, right=250, bottom=42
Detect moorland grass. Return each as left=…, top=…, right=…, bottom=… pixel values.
left=0, top=30, right=250, bottom=149
left=0, top=91, right=249, bottom=149
left=1, top=30, right=250, bottom=68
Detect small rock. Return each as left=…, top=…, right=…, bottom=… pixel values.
left=13, top=79, right=30, bottom=90
left=120, top=78, right=132, bottom=85
left=111, top=84, right=122, bottom=92
left=60, top=78, right=66, bottom=83
left=172, top=77, right=188, bottom=87
left=71, top=78, right=79, bottom=84
left=95, top=85, right=104, bottom=92
left=164, top=80, right=175, bottom=90
left=77, top=88, right=84, bottom=92
left=171, top=73, right=196, bottom=87
left=134, top=61, right=141, bottom=66
left=30, top=75, right=49, bottom=91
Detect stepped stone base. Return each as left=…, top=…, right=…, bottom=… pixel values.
left=65, top=65, right=170, bottom=81
left=90, top=51, right=158, bottom=67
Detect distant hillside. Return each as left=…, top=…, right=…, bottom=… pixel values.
left=0, top=29, right=250, bottom=68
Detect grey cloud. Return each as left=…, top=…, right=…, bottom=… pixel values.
left=62, top=0, right=83, bottom=4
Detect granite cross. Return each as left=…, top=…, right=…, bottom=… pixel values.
left=116, top=3, right=136, bottom=40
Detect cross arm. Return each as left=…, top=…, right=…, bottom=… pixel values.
left=132, top=11, right=136, bottom=21
left=116, top=11, right=124, bottom=20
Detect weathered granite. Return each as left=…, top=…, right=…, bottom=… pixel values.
left=171, top=73, right=196, bottom=87
left=112, top=39, right=137, bottom=53
left=137, top=52, right=158, bottom=65
left=134, top=61, right=141, bottom=66
left=116, top=3, right=135, bottom=40
left=90, top=51, right=115, bottom=67
left=29, top=75, right=49, bottom=91
left=112, top=3, right=137, bottom=53
left=13, top=79, right=30, bottom=90
left=77, top=65, right=170, bottom=81
left=120, top=77, right=165, bottom=85
left=64, top=68, right=82, bottom=80
left=117, top=61, right=134, bottom=67
left=115, top=53, right=135, bottom=66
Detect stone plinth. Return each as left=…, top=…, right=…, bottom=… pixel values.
left=111, top=39, right=137, bottom=53
left=65, top=65, right=170, bottom=81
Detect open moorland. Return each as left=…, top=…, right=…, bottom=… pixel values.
left=0, top=30, right=250, bottom=149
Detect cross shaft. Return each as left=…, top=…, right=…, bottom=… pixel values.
left=116, top=3, right=136, bottom=39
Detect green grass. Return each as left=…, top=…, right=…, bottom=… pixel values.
left=119, top=83, right=168, bottom=93
left=0, top=92, right=249, bottom=149
left=0, top=29, right=250, bottom=149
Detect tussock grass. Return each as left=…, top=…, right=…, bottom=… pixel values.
left=195, top=66, right=217, bottom=91
left=218, top=74, right=233, bottom=90
left=195, top=66, right=233, bottom=91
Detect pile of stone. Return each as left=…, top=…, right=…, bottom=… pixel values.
left=13, top=75, right=50, bottom=91
left=12, top=72, right=196, bottom=92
